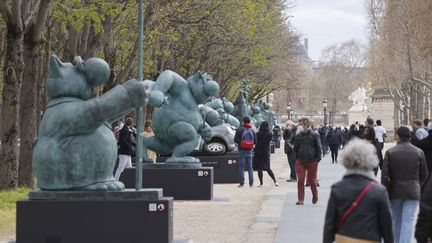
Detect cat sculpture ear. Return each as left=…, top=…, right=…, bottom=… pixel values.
left=48, top=55, right=64, bottom=79
left=75, top=56, right=110, bottom=88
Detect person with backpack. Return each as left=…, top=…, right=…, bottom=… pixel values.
left=326, top=127, right=342, bottom=163
left=253, top=121, right=279, bottom=187
left=234, top=116, right=257, bottom=187
left=323, top=139, right=393, bottom=243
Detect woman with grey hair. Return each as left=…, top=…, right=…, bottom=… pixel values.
left=323, top=139, right=393, bottom=243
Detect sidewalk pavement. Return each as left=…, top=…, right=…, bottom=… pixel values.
left=273, top=153, right=345, bottom=243
left=247, top=142, right=417, bottom=243
left=245, top=149, right=345, bottom=243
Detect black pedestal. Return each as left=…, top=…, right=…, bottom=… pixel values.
left=120, top=167, right=213, bottom=200
left=157, top=153, right=240, bottom=184
left=16, top=194, right=173, bottom=243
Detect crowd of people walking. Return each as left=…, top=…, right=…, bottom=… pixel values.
left=114, top=114, right=432, bottom=242
left=279, top=116, right=432, bottom=243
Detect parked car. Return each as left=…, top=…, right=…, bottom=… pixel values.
left=194, top=124, right=237, bottom=156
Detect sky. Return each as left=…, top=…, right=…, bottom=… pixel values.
left=289, top=0, right=368, bottom=61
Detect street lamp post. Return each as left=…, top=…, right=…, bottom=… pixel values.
left=287, top=101, right=292, bottom=120
left=323, top=99, right=328, bottom=125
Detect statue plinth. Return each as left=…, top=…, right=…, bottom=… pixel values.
left=119, top=166, right=214, bottom=200
left=17, top=189, right=173, bottom=243
left=28, top=188, right=162, bottom=200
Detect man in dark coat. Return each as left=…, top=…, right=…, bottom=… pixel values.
left=114, top=117, right=136, bottom=180
left=293, top=118, right=322, bottom=205
left=382, top=126, right=428, bottom=243
left=326, top=127, right=342, bottom=163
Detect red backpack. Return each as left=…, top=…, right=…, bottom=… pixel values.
left=240, top=128, right=254, bottom=150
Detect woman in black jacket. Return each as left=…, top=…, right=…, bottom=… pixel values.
left=253, top=121, right=278, bottom=187
left=323, top=138, right=393, bottom=243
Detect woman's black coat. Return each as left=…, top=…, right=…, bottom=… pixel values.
left=323, top=174, right=393, bottom=243
left=253, top=131, right=272, bottom=171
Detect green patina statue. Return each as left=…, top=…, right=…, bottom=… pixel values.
left=32, top=55, right=148, bottom=191
left=256, top=100, right=277, bottom=129
left=205, top=98, right=240, bottom=128
left=232, top=80, right=251, bottom=122
left=143, top=70, right=219, bottom=164
left=250, top=105, right=265, bottom=128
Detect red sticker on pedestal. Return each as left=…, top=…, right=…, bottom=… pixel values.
left=203, top=171, right=209, bottom=176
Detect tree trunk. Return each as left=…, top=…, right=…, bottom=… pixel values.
left=0, top=29, right=24, bottom=189
left=18, top=0, right=51, bottom=187
left=18, top=39, right=39, bottom=187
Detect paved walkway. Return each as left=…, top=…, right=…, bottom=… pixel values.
left=273, top=153, right=345, bottom=243
left=246, top=142, right=415, bottom=243
left=244, top=147, right=346, bottom=243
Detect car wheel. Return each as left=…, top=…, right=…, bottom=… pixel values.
left=204, top=139, right=227, bottom=155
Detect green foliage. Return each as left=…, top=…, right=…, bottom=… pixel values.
left=52, top=0, right=123, bottom=33
left=0, top=187, right=29, bottom=211
left=0, top=187, right=30, bottom=235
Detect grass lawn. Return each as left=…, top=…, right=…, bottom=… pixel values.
left=0, top=188, right=30, bottom=236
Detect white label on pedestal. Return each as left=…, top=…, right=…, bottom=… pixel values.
left=198, top=171, right=204, bottom=176
left=149, top=203, right=157, bottom=212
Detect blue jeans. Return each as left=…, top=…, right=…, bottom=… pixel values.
left=391, top=199, right=419, bottom=243
left=238, top=150, right=253, bottom=186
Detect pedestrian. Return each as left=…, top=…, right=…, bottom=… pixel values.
left=363, top=125, right=379, bottom=176
left=326, top=127, right=342, bottom=164
left=114, top=117, right=136, bottom=180
left=413, top=119, right=429, bottom=140
left=319, top=125, right=329, bottom=155
left=283, top=120, right=297, bottom=182
left=272, top=125, right=282, bottom=148
left=341, top=127, right=349, bottom=149
left=323, top=138, right=393, bottom=243
left=348, top=124, right=362, bottom=141
left=143, top=120, right=156, bottom=163
left=415, top=176, right=432, bottom=243
left=374, top=119, right=386, bottom=170
left=382, top=126, right=429, bottom=243
left=411, top=128, right=432, bottom=176
left=424, top=118, right=432, bottom=131
left=253, top=121, right=279, bottom=187
left=234, top=116, right=257, bottom=188
left=293, top=118, right=322, bottom=205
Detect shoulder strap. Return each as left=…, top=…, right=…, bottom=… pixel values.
left=336, top=181, right=377, bottom=229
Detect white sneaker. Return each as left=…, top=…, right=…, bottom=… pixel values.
left=258, top=185, right=263, bottom=188
left=274, top=182, right=279, bottom=187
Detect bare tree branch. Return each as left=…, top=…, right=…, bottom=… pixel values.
left=31, top=0, right=51, bottom=41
